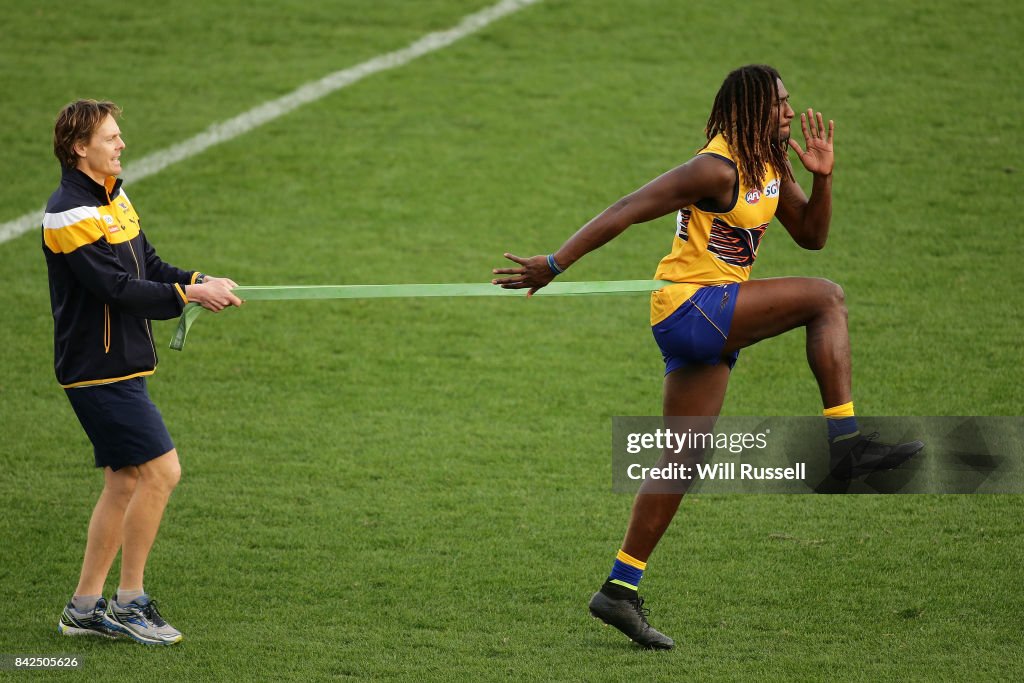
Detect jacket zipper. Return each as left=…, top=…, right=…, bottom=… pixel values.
left=126, top=238, right=158, bottom=364
left=103, top=304, right=111, bottom=353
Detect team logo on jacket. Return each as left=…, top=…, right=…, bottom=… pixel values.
left=745, top=188, right=761, bottom=204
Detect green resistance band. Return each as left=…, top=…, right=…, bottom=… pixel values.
left=169, top=280, right=674, bottom=351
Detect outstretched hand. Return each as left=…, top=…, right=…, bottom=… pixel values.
left=491, top=252, right=556, bottom=297
left=186, top=277, right=243, bottom=312
left=788, top=109, right=834, bottom=177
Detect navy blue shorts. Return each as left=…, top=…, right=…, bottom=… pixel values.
left=65, top=377, right=175, bottom=471
left=652, top=283, right=741, bottom=375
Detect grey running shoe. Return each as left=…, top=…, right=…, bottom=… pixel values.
left=108, top=595, right=183, bottom=645
left=829, top=432, right=924, bottom=480
left=58, top=597, right=126, bottom=639
left=589, top=590, right=675, bottom=650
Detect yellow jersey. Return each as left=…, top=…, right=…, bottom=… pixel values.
left=650, top=134, right=780, bottom=324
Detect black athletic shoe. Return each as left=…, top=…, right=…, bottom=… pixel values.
left=829, top=432, right=924, bottom=480
left=588, top=590, right=675, bottom=650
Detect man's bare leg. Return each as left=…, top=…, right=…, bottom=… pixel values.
left=118, top=449, right=181, bottom=594
left=726, top=277, right=850, bottom=407
left=620, top=363, right=731, bottom=561
left=74, top=467, right=140, bottom=597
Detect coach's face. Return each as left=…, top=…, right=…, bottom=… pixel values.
left=75, top=114, right=125, bottom=183
left=774, top=78, right=795, bottom=143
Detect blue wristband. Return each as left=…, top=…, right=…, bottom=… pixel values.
left=546, top=254, right=565, bottom=275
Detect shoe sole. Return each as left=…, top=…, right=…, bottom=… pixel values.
left=113, top=626, right=183, bottom=646
left=835, top=443, right=925, bottom=480
left=588, top=608, right=674, bottom=650
left=107, top=616, right=183, bottom=646
left=57, top=620, right=124, bottom=639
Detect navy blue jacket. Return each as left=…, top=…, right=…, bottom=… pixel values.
left=42, top=168, right=197, bottom=387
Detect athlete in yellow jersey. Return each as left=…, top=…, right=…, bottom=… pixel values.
left=650, top=131, right=780, bottom=328
left=492, top=65, right=923, bottom=650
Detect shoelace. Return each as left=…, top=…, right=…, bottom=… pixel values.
left=88, top=600, right=108, bottom=620
left=140, top=600, right=169, bottom=627
left=850, top=432, right=880, bottom=455
left=124, top=600, right=168, bottom=627
left=630, top=596, right=652, bottom=625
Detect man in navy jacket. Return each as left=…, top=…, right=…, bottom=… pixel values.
left=45, top=99, right=241, bottom=645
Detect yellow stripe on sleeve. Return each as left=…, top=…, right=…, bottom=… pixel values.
left=174, top=283, right=189, bottom=305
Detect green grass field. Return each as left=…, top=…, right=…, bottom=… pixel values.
left=1, top=0, right=1022, bottom=680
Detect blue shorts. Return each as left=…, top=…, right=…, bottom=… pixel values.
left=65, top=377, right=175, bottom=471
left=652, top=283, right=740, bottom=374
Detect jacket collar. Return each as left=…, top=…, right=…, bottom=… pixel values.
left=61, top=167, right=123, bottom=204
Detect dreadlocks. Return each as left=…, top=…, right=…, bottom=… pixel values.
left=705, top=64, right=793, bottom=191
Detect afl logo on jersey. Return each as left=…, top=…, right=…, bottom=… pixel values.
left=747, top=179, right=780, bottom=205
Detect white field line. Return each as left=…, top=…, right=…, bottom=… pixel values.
left=1, top=0, right=539, bottom=245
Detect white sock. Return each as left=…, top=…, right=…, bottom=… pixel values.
left=116, top=588, right=145, bottom=605
left=71, top=594, right=101, bottom=612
